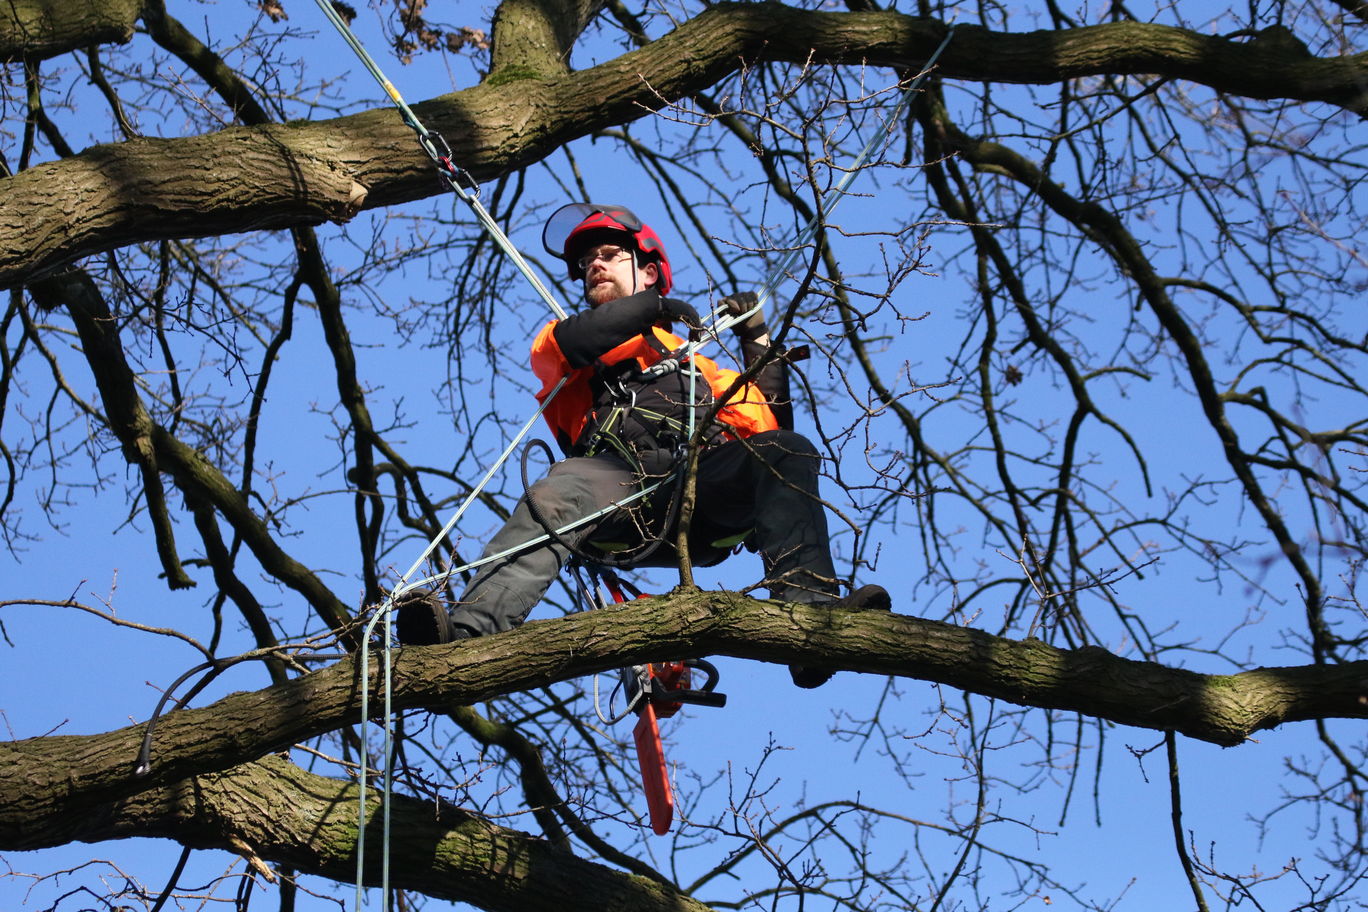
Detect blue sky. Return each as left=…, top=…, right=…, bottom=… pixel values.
left=3, top=1, right=1365, bottom=910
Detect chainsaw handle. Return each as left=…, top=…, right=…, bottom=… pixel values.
left=669, top=689, right=727, bottom=708
left=657, top=658, right=727, bottom=708
left=683, top=658, right=721, bottom=693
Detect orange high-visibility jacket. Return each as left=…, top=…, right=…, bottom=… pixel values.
left=530, top=320, right=778, bottom=455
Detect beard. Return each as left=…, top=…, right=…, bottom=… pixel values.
left=585, top=274, right=634, bottom=307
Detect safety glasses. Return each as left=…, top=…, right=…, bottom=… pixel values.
left=574, top=246, right=633, bottom=272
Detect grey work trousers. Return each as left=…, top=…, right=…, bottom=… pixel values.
left=448, top=428, right=838, bottom=636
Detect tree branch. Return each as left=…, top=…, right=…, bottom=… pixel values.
left=0, top=0, right=139, bottom=63
left=5, top=592, right=1367, bottom=849
left=57, top=754, right=715, bottom=912
left=2, top=5, right=1363, bottom=288
left=27, top=269, right=195, bottom=589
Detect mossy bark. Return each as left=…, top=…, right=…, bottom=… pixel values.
left=60, top=755, right=714, bottom=912
left=4, top=592, right=1367, bottom=853
left=3, top=5, right=1365, bottom=288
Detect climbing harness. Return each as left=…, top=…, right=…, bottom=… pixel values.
left=520, top=436, right=688, bottom=569
left=301, top=3, right=957, bottom=902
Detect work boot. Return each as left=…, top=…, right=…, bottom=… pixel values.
left=393, top=589, right=458, bottom=646
left=789, top=584, right=891, bottom=689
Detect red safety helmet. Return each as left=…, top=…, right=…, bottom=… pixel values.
left=542, top=202, right=673, bottom=295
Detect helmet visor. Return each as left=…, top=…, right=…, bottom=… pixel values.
left=542, top=202, right=645, bottom=259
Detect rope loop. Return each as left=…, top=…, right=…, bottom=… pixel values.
left=425, top=129, right=480, bottom=194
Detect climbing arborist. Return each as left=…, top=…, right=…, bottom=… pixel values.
left=398, top=202, right=889, bottom=687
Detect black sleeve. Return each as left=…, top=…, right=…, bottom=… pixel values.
left=741, top=336, right=795, bottom=432
left=552, top=289, right=663, bottom=369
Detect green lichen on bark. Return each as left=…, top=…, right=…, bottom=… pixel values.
left=486, top=64, right=547, bottom=86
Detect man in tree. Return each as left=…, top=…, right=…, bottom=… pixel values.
left=397, top=203, right=889, bottom=686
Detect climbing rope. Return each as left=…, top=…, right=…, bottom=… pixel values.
left=310, top=0, right=567, bottom=322
left=305, top=4, right=572, bottom=905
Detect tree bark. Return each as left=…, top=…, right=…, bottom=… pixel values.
left=489, top=0, right=608, bottom=75
left=2, top=5, right=1364, bottom=288
left=53, top=754, right=716, bottom=912
left=0, top=0, right=139, bottom=63
left=4, top=592, right=1367, bottom=850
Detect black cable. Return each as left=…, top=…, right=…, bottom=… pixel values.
left=147, top=845, right=193, bottom=912
left=134, top=659, right=229, bottom=776
left=133, top=649, right=347, bottom=776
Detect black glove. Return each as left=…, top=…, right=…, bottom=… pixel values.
left=719, top=291, right=767, bottom=340
left=658, top=297, right=704, bottom=332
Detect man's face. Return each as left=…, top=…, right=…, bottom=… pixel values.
left=579, top=242, right=658, bottom=307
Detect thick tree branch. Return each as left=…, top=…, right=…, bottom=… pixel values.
left=489, top=0, right=608, bottom=75
left=28, top=268, right=195, bottom=589
left=56, top=754, right=714, bottom=912
left=5, top=593, right=1367, bottom=848
left=0, top=0, right=139, bottom=63
left=2, top=5, right=1364, bottom=288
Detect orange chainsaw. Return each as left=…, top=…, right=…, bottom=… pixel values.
left=619, top=658, right=726, bottom=834
left=593, top=568, right=727, bottom=835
